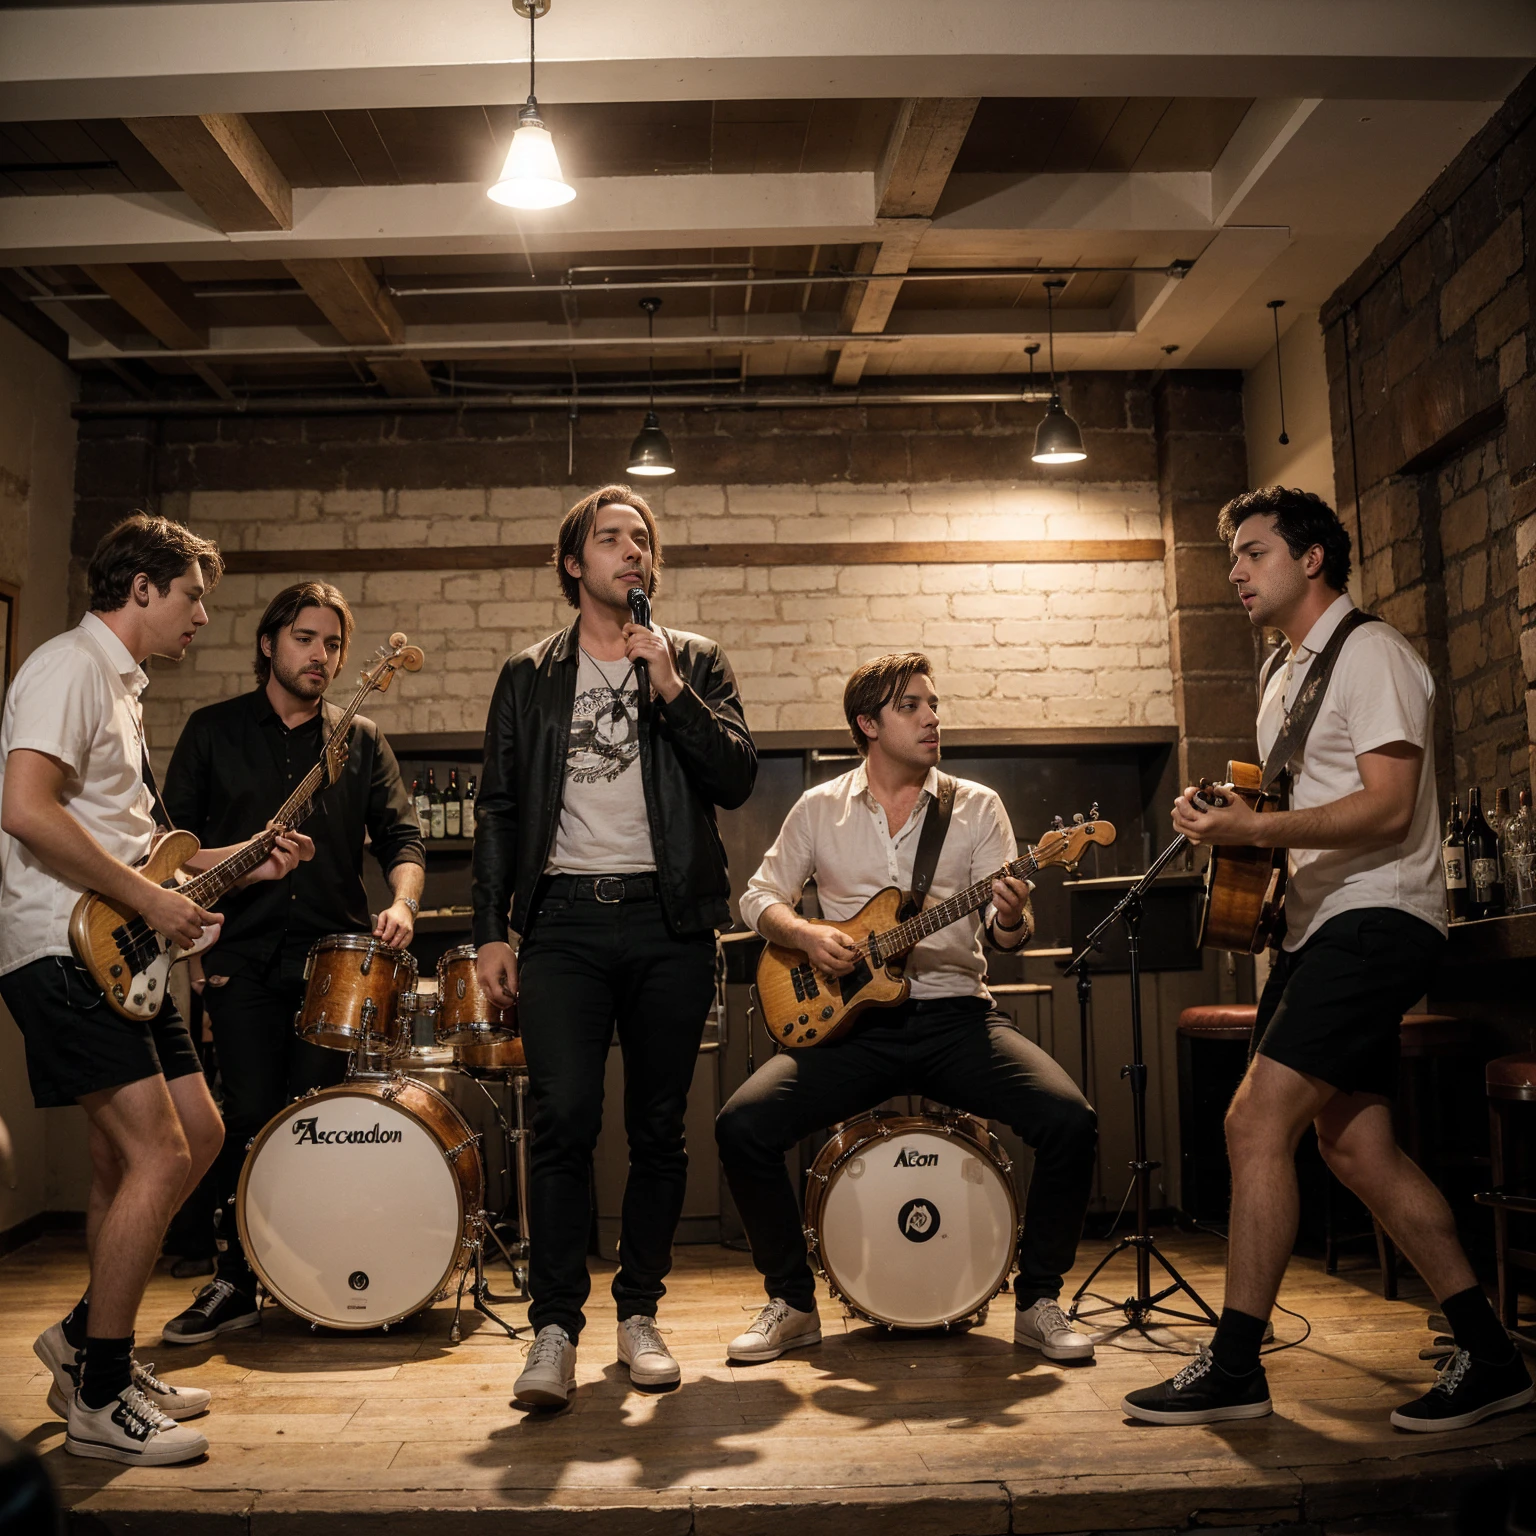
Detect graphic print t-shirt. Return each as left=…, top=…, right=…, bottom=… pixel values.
left=545, top=649, right=656, bottom=875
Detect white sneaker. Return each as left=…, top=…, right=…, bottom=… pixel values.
left=1014, top=1297, right=1095, bottom=1362
left=726, top=1298, right=822, bottom=1363
left=64, top=1384, right=209, bottom=1465
left=513, top=1325, right=577, bottom=1408
left=36, top=1324, right=213, bottom=1422
left=617, top=1316, right=680, bottom=1387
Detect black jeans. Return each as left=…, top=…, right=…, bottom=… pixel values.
left=716, top=996, right=1097, bottom=1312
left=202, top=960, right=348, bottom=1292
left=517, top=886, right=716, bottom=1340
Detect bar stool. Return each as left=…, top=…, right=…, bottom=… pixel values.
left=1175, top=1006, right=1255, bottom=1224
left=1475, top=1054, right=1536, bottom=1329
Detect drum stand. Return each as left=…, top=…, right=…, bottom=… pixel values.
left=1065, top=839, right=1220, bottom=1341
left=449, top=1070, right=533, bottom=1345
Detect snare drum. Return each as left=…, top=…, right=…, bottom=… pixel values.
left=393, top=987, right=457, bottom=1075
left=435, top=945, right=516, bottom=1046
left=296, top=935, right=416, bottom=1054
left=237, top=1074, right=482, bottom=1330
left=803, top=1109, right=1018, bottom=1330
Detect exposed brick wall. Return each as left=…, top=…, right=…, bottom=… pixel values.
left=1155, top=372, right=1260, bottom=787
left=1324, top=66, right=1536, bottom=798
left=70, top=375, right=1196, bottom=763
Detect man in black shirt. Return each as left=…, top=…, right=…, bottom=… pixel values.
left=158, top=581, right=425, bottom=1342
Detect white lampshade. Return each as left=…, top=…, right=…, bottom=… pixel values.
left=488, top=115, right=575, bottom=210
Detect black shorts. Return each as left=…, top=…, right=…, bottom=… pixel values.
left=0, top=954, right=202, bottom=1109
left=1251, top=907, right=1446, bottom=1098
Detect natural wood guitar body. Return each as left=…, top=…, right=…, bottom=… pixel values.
left=757, top=887, right=911, bottom=1049
left=1197, top=761, right=1287, bottom=954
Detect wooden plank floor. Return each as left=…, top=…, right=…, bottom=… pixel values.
left=3, top=1231, right=1533, bottom=1533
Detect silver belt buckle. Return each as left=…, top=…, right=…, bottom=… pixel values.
left=594, top=876, right=625, bottom=904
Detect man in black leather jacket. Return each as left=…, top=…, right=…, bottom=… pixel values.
left=473, top=484, right=755, bottom=1408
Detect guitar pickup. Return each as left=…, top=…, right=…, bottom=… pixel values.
left=791, top=967, right=805, bottom=1001
left=790, top=965, right=820, bottom=1001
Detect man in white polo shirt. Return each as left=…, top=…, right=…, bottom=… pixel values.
left=1124, top=487, right=1531, bottom=1434
left=0, top=514, right=310, bottom=1466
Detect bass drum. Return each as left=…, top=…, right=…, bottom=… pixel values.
left=237, top=1075, right=483, bottom=1330
left=803, top=1110, right=1017, bottom=1330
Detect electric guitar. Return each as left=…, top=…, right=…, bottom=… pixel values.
left=1189, top=760, right=1287, bottom=954
left=756, top=814, right=1116, bottom=1049
left=70, top=633, right=425, bottom=1021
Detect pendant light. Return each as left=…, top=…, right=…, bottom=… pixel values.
left=488, top=0, right=575, bottom=211
left=1032, top=278, right=1087, bottom=465
left=1268, top=298, right=1290, bottom=445
left=626, top=297, right=675, bottom=477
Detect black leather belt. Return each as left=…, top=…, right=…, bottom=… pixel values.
left=545, top=873, right=659, bottom=904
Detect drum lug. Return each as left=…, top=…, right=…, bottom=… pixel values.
left=444, top=1132, right=483, bottom=1162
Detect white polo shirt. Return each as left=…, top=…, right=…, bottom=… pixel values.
left=1257, top=593, right=1447, bottom=950
left=740, top=763, right=1020, bottom=1000
left=0, top=612, right=158, bottom=976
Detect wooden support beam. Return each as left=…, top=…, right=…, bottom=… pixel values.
left=222, top=539, right=1165, bottom=576
left=80, top=263, right=207, bottom=350
left=832, top=99, right=978, bottom=386
left=284, top=258, right=436, bottom=397
left=124, top=114, right=292, bottom=231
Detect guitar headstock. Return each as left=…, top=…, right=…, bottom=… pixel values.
left=362, top=632, right=426, bottom=694
left=1030, top=808, right=1117, bottom=872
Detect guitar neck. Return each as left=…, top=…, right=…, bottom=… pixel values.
left=176, top=669, right=383, bottom=909
left=872, top=849, right=1043, bottom=960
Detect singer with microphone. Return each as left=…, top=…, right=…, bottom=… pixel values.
left=473, top=484, right=757, bottom=1408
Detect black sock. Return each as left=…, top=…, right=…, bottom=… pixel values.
left=60, top=1292, right=89, bottom=1350
left=1440, top=1284, right=1514, bottom=1364
left=1210, top=1307, right=1267, bottom=1376
left=79, top=1335, right=134, bottom=1410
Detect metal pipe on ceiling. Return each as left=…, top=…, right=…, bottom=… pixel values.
left=73, top=389, right=1056, bottom=419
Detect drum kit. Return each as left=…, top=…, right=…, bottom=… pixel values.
left=236, top=935, right=530, bottom=1343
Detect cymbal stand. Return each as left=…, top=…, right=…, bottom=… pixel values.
left=457, top=1069, right=532, bottom=1299
left=1066, top=837, right=1219, bottom=1340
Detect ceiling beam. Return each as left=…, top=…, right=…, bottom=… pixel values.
left=834, top=98, right=977, bottom=386
left=79, top=262, right=207, bottom=350
left=2, top=1, right=1530, bottom=119
left=283, top=257, right=435, bottom=395
left=124, top=114, right=291, bottom=231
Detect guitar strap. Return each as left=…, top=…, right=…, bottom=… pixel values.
left=900, top=773, right=956, bottom=920
left=139, top=739, right=174, bottom=831
left=1258, top=609, right=1383, bottom=796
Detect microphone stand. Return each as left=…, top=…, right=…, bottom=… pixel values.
left=1065, top=833, right=1219, bottom=1340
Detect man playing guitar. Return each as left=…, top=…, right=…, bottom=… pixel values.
left=474, top=485, right=756, bottom=1407
left=0, top=516, right=311, bottom=1465
left=715, top=653, right=1098, bottom=1364
left=157, top=581, right=425, bottom=1346
left=1125, top=487, right=1532, bottom=1432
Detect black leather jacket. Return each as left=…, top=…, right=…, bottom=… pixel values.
left=471, top=619, right=757, bottom=943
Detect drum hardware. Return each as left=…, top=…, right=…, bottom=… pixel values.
left=455, top=1069, right=532, bottom=1307
left=1064, top=841, right=1219, bottom=1341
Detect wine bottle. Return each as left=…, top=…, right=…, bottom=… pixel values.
left=1503, top=788, right=1534, bottom=912
left=1465, top=786, right=1503, bottom=919
left=412, top=775, right=430, bottom=837
left=462, top=774, right=477, bottom=838
left=445, top=767, right=462, bottom=838
left=427, top=768, right=445, bottom=840
left=1492, top=787, right=1511, bottom=913
left=1442, top=795, right=1468, bottom=923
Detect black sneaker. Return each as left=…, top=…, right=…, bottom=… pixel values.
left=1122, top=1346, right=1272, bottom=1424
left=161, top=1279, right=260, bottom=1345
left=1390, top=1347, right=1534, bottom=1433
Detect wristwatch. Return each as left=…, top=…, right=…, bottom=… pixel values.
left=400, top=896, right=419, bottom=916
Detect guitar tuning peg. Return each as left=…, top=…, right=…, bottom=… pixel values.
left=1072, top=812, right=1085, bottom=825
left=1089, top=801, right=1100, bottom=821
left=1052, top=815, right=1065, bottom=831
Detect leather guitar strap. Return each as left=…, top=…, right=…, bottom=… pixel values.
left=901, top=773, right=956, bottom=920
left=1258, top=609, right=1382, bottom=796
left=139, top=739, right=174, bottom=831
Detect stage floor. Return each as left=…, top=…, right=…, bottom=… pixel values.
left=3, top=1231, right=1534, bottom=1534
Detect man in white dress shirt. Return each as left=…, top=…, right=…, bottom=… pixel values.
left=0, top=514, right=309, bottom=1465
left=1125, top=486, right=1531, bottom=1433
left=715, top=653, right=1098, bottom=1364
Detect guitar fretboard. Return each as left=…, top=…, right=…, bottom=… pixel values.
left=867, top=848, right=1046, bottom=962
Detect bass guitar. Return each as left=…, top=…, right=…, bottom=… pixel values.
left=70, top=632, right=425, bottom=1021
left=1188, top=760, right=1286, bottom=953
left=756, top=814, right=1116, bottom=1050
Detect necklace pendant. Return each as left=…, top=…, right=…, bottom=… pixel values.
left=611, top=699, right=626, bottom=722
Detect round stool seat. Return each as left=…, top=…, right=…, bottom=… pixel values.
left=1177, top=1004, right=1257, bottom=1042
left=1398, top=1013, right=1471, bottom=1058
left=1487, top=1054, right=1536, bottom=1102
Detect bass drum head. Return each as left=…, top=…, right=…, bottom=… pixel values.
left=238, top=1083, right=473, bottom=1329
left=815, top=1122, right=1016, bottom=1329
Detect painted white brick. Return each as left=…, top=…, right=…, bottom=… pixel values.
left=923, top=621, right=994, bottom=648
left=687, top=517, right=777, bottom=543
left=477, top=600, right=560, bottom=629
left=831, top=618, right=920, bottom=649
left=892, top=514, right=950, bottom=541
left=443, top=572, right=504, bottom=601
left=920, top=565, right=991, bottom=594
left=1023, top=564, right=1095, bottom=592
left=397, top=488, right=487, bottom=520
left=489, top=486, right=564, bottom=520
left=369, top=520, right=433, bottom=548
left=365, top=572, right=442, bottom=604
left=655, top=484, right=726, bottom=520
left=768, top=565, right=838, bottom=591
left=837, top=565, right=917, bottom=595
left=725, top=487, right=805, bottom=520
left=869, top=594, right=949, bottom=621
left=1094, top=619, right=1166, bottom=646
left=1048, top=591, right=1131, bottom=619
left=951, top=593, right=1048, bottom=621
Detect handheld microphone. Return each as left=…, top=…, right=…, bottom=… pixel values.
left=626, top=585, right=652, bottom=708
